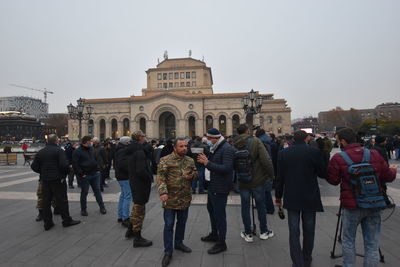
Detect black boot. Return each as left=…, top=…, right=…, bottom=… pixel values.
left=125, top=222, right=134, bottom=239
left=133, top=231, right=153, bottom=247
left=36, top=210, right=43, bottom=222
left=162, top=254, right=172, bottom=267
left=121, top=219, right=130, bottom=228
left=207, top=241, right=227, bottom=254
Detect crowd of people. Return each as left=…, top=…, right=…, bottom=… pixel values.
left=30, top=126, right=397, bottom=267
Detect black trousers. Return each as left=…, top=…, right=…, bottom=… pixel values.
left=42, top=179, right=72, bottom=226
left=67, top=168, right=75, bottom=186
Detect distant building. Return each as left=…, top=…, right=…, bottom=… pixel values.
left=42, top=113, right=69, bottom=137
left=0, top=96, right=48, bottom=119
left=292, top=117, right=319, bottom=133
left=318, top=102, right=400, bottom=131
left=0, top=111, right=42, bottom=141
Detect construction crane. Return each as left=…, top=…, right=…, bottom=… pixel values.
left=9, top=83, right=54, bottom=103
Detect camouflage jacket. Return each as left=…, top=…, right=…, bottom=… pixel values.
left=157, top=152, right=198, bottom=210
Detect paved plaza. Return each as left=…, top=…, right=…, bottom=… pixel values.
left=0, top=151, right=399, bottom=267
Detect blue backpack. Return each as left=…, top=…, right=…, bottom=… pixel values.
left=339, top=148, right=386, bottom=209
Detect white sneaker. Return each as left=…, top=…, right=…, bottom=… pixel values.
left=259, top=230, right=274, bottom=240
left=240, top=231, right=254, bottom=242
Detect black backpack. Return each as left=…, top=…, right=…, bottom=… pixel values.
left=234, top=137, right=254, bottom=183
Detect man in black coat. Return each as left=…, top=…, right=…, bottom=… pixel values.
left=275, top=130, right=327, bottom=267
left=125, top=130, right=153, bottom=248
left=72, top=136, right=106, bottom=216
left=31, top=134, right=80, bottom=231
left=197, top=128, right=234, bottom=255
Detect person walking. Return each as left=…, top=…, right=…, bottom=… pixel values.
left=72, top=136, right=107, bottom=216
left=114, top=136, right=132, bottom=226
left=157, top=138, right=198, bottom=267
left=31, top=134, right=80, bottom=230
left=328, top=128, right=397, bottom=267
left=197, top=128, right=234, bottom=254
left=275, top=130, right=328, bottom=267
left=125, top=131, right=153, bottom=247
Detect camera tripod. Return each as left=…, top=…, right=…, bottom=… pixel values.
left=330, top=205, right=385, bottom=263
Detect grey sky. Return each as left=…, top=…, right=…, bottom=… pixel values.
left=1, top=0, right=399, bottom=119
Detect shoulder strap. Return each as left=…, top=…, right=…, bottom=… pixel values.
left=362, top=148, right=370, bottom=163
left=339, top=151, right=354, bottom=166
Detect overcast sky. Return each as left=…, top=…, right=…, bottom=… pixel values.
left=1, top=0, right=399, bottom=119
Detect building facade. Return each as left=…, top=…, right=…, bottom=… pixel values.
left=0, top=111, right=42, bottom=141
left=68, top=57, right=291, bottom=140
left=0, top=96, right=48, bottom=119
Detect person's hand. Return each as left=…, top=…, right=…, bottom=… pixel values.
left=160, top=194, right=168, bottom=202
left=390, top=164, right=398, bottom=171
left=275, top=198, right=282, bottom=207
left=197, top=153, right=209, bottom=166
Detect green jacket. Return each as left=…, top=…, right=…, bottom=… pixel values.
left=157, top=152, right=198, bottom=210
left=233, top=134, right=274, bottom=190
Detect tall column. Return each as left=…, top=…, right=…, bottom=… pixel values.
left=176, top=119, right=186, bottom=137
left=130, top=120, right=136, bottom=133
left=117, top=120, right=123, bottom=138
left=106, top=120, right=111, bottom=138
left=226, top=117, right=233, bottom=136
left=93, top=119, right=99, bottom=137
left=81, top=120, right=87, bottom=136
left=196, top=118, right=204, bottom=136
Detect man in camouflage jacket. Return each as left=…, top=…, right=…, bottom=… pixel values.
left=157, top=138, right=198, bottom=267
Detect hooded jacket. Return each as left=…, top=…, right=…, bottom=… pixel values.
left=233, top=134, right=275, bottom=190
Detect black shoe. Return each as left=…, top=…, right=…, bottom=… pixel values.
left=125, top=226, right=134, bottom=239
left=201, top=233, right=218, bottom=242
left=192, top=190, right=196, bottom=194
left=121, top=219, right=130, bottom=228
left=36, top=210, right=43, bottom=222
left=117, top=218, right=123, bottom=223
left=175, top=243, right=192, bottom=253
left=69, top=185, right=75, bottom=189
left=81, top=210, right=88, bottom=216
left=53, top=208, right=61, bottom=215
left=162, top=254, right=172, bottom=267
left=207, top=241, right=227, bottom=254
left=100, top=207, right=107, bottom=214
left=133, top=231, right=153, bottom=247
left=63, top=219, right=81, bottom=227
left=44, top=222, right=55, bottom=231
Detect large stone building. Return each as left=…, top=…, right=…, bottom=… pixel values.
left=68, top=57, right=291, bottom=140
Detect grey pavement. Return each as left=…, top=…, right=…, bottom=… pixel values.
left=0, top=150, right=399, bottom=267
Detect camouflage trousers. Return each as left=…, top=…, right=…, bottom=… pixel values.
left=36, top=180, right=56, bottom=210
left=130, top=204, right=145, bottom=232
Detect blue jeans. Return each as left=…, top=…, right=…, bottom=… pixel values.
left=342, top=208, right=381, bottom=267
left=80, top=172, right=104, bottom=210
left=163, top=208, right=189, bottom=255
left=207, top=192, right=228, bottom=241
left=117, top=180, right=131, bottom=220
left=192, top=166, right=205, bottom=192
left=265, top=182, right=275, bottom=214
left=288, top=210, right=316, bottom=267
left=240, top=184, right=268, bottom=234
left=395, top=148, right=400, bottom=160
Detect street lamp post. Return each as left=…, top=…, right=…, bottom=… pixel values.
left=67, top=98, right=93, bottom=140
left=242, top=89, right=263, bottom=128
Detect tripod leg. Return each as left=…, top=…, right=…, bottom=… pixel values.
left=251, top=193, right=256, bottom=235
left=379, top=247, right=385, bottom=263
left=331, top=205, right=342, bottom=258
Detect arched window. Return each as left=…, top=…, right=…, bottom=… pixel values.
left=267, top=116, right=273, bottom=124
left=277, top=116, right=282, bottom=124
left=205, top=115, right=213, bottom=130
left=111, top=119, right=118, bottom=139
left=140, top=118, right=146, bottom=134
left=188, top=116, right=196, bottom=138
left=99, top=119, right=106, bottom=140
left=219, top=115, right=227, bottom=136
left=123, top=118, right=130, bottom=136
left=259, top=116, right=264, bottom=128
left=232, top=114, right=240, bottom=134
left=88, top=119, right=94, bottom=136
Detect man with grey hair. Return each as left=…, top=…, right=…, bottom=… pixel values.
left=31, top=134, right=80, bottom=230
